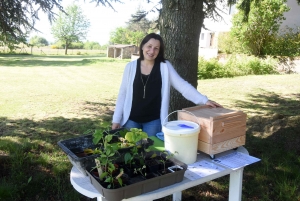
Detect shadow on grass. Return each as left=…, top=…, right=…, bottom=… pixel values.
left=155, top=90, right=300, bottom=201
left=235, top=90, right=300, bottom=154
left=0, top=54, right=105, bottom=59
left=0, top=55, right=122, bottom=67
left=1, top=90, right=299, bottom=201
left=235, top=90, right=300, bottom=201
left=0, top=100, right=115, bottom=201
left=0, top=100, right=115, bottom=139
left=236, top=89, right=300, bottom=116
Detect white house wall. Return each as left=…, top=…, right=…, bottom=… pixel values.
left=199, top=2, right=234, bottom=58
left=280, top=0, right=300, bottom=30
left=199, top=0, right=300, bottom=58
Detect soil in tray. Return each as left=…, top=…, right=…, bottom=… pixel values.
left=144, top=172, right=160, bottom=179
left=90, top=170, right=130, bottom=189
left=128, top=175, right=146, bottom=185
left=145, top=158, right=160, bottom=172
left=157, top=168, right=173, bottom=175
left=71, top=147, right=95, bottom=158
left=157, top=160, right=173, bottom=170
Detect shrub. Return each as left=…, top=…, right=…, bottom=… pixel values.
left=198, top=57, right=233, bottom=79
left=198, top=55, right=278, bottom=79
left=70, top=42, right=84, bottom=49
left=218, top=32, right=241, bottom=54
left=263, top=26, right=300, bottom=57
left=230, top=0, right=289, bottom=56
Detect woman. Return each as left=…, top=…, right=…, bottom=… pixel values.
left=112, top=33, right=221, bottom=136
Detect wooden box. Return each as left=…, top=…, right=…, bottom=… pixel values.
left=177, top=105, right=246, bottom=158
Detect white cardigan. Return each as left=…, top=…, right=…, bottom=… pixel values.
left=112, top=60, right=209, bottom=126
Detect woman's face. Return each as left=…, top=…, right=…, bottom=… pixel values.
left=142, top=38, right=160, bottom=61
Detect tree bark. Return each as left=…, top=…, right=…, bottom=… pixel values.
left=159, top=0, right=204, bottom=119
left=65, top=42, right=68, bottom=55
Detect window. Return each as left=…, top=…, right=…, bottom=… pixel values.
left=229, top=4, right=236, bottom=15
left=201, top=33, right=205, bottom=40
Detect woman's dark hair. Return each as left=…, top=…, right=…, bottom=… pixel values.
left=139, top=33, right=166, bottom=63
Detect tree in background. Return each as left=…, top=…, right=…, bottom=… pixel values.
left=109, top=8, right=157, bottom=46
left=230, top=0, right=290, bottom=56
left=264, top=26, right=300, bottom=57
left=0, top=34, right=27, bottom=53
left=0, top=0, right=63, bottom=47
left=28, top=36, right=49, bottom=54
left=29, top=36, right=49, bottom=47
left=0, top=0, right=121, bottom=46
left=84, top=41, right=101, bottom=50
left=109, top=27, right=144, bottom=46
left=3, top=0, right=299, bottom=111
left=127, top=8, right=158, bottom=34
left=51, top=3, right=90, bottom=55
left=110, top=27, right=131, bottom=44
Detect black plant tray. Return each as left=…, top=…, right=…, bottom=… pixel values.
left=57, top=128, right=154, bottom=175
left=86, top=156, right=187, bottom=201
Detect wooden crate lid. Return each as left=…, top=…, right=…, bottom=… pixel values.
left=182, top=105, right=244, bottom=120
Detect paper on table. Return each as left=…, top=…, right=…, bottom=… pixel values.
left=212, top=151, right=261, bottom=169
left=184, top=160, right=225, bottom=180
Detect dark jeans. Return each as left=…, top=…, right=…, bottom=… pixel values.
left=123, top=119, right=161, bottom=137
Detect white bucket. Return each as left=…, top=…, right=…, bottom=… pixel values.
left=162, top=111, right=200, bottom=164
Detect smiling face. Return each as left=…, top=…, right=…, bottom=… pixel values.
left=142, top=38, right=160, bottom=62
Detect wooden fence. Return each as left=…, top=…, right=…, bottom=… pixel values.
left=0, top=46, right=106, bottom=56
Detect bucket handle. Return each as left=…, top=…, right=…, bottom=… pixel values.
left=162, top=110, right=200, bottom=126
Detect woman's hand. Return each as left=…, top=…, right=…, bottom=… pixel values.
left=112, top=123, right=121, bottom=130
left=205, top=100, right=223, bottom=108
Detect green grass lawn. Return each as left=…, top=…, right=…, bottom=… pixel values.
left=0, top=55, right=299, bottom=201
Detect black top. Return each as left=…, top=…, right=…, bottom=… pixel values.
left=129, top=59, right=162, bottom=123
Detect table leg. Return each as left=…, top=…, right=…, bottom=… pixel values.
left=228, top=168, right=244, bottom=201
left=172, top=191, right=182, bottom=201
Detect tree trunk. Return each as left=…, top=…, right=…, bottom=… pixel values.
left=159, top=0, right=204, bottom=119
left=65, top=42, right=68, bottom=55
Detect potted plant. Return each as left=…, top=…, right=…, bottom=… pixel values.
left=144, top=152, right=160, bottom=172
left=91, top=128, right=127, bottom=189
left=158, top=150, right=178, bottom=175
left=124, top=128, right=148, bottom=167
left=57, top=124, right=155, bottom=176
left=82, top=127, right=187, bottom=201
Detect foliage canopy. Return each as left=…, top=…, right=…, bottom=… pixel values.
left=51, top=3, right=90, bottom=55
left=109, top=8, right=158, bottom=46
left=29, top=36, right=49, bottom=47
left=0, top=0, right=121, bottom=46
left=231, top=0, right=290, bottom=56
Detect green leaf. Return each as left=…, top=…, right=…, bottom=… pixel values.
left=27, top=176, right=32, bottom=184
left=108, top=153, right=115, bottom=157
left=150, top=153, right=157, bottom=158
left=100, top=172, right=108, bottom=180
left=124, top=153, right=131, bottom=164
left=108, top=166, right=115, bottom=172
left=119, top=128, right=128, bottom=138
left=93, top=129, right=104, bottom=144
left=105, top=134, right=113, bottom=143
left=117, top=177, right=123, bottom=186
left=125, top=128, right=148, bottom=143
left=110, top=143, right=119, bottom=150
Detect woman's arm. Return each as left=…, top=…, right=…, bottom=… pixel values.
left=112, top=63, right=131, bottom=126
left=205, top=100, right=223, bottom=108
left=167, top=61, right=222, bottom=107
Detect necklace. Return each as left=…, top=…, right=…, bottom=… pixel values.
left=140, top=71, right=151, bottom=99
